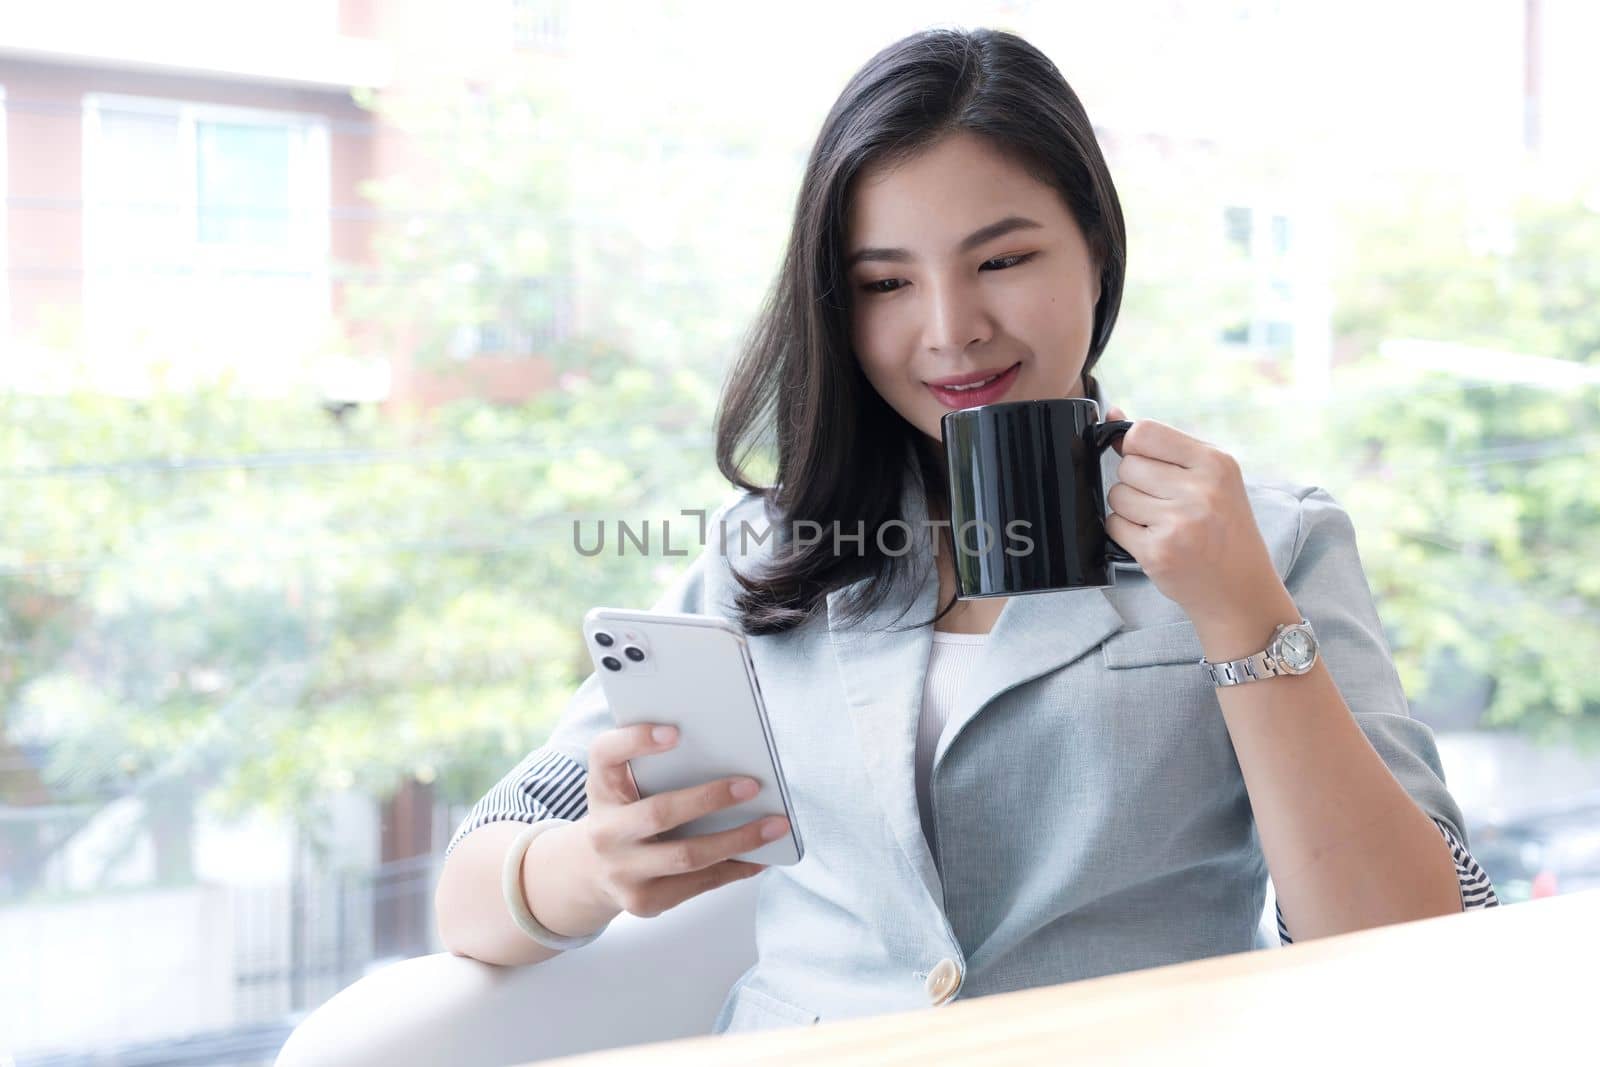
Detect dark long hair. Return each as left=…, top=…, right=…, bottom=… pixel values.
left=713, top=27, right=1127, bottom=636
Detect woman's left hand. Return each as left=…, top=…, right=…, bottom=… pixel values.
left=1101, top=405, right=1283, bottom=622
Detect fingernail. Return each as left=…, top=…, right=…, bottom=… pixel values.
left=760, top=817, right=788, bottom=840
left=730, top=778, right=759, bottom=800
left=652, top=725, right=677, bottom=744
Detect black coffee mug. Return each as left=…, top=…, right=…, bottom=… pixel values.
left=940, top=397, right=1133, bottom=597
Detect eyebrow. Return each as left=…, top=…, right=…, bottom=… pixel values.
left=845, top=215, right=1044, bottom=270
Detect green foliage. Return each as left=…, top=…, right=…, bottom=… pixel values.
left=1314, top=179, right=1600, bottom=751
left=343, top=67, right=583, bottom=369
left=2, top=363, right=730, bottom=855
left=1105, top=166, right=1600, bottom=749
left=2, top=70, right=750, bottom=874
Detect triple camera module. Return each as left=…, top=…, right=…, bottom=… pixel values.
left=593, top=630, right=646, bottom=672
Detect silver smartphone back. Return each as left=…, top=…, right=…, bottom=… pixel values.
left=581, top=607, right=803, bottom=866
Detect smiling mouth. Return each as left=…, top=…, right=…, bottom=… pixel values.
left=928, top=364, right=1024, bottom=395
left=933, top=367, right=1014, bottom=392
left=923, top=362, right=1023, bottom=405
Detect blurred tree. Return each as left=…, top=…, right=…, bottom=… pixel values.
left=1, top=71, right=764, bottom=894
left=1100, top=161, right=1600, bottom=750
left=2, top=351, right=735, bottom=894
left=1309, top=172, right=1600, bottom=750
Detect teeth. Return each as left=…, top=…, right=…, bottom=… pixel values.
left=942, top=372, right=1002, bottom=391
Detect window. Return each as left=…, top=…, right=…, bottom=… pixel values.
left=81, top=94, right=330, bottom=381
left=446, top=274, right=576, bottom=360
left=511, top=0, right=566, bottom=52
left=1271, top=213, right=1291, bottom=257
left=1223, top=205, right=1253, bottom=253
left=1219, top=202, right=1297, bottom=355
left=195, top=121, right=294, bottom=247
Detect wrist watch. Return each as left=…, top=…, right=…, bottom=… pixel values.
left=1200, top=617, right=1319, bottom=687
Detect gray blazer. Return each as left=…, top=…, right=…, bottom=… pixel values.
left=507, top=459, right=1478, bottom=1033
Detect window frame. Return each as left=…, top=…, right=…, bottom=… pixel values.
left=80, top=92, right=333, bottom=348
left=1220, top=200, right=1296, bottom=354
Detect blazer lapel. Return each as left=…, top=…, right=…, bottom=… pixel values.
left=826, top=474, right=943, bottom=906
left=933, top=585, right=1126, bottom=770
left=826, top=470, right=1130, bottom=909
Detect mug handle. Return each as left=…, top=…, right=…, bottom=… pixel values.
left=1087, top=419, right=1136, bottom=565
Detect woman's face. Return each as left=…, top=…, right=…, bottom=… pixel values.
left=844, top=130, right=1102, bottom=442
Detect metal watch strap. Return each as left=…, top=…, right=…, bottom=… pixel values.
left=1204, top=650, right=1283, bottom=687
left=1202, top=617, right=1313, bottom=687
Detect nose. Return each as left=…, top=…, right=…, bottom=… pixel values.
left=922, top=277, right=993, bottom=355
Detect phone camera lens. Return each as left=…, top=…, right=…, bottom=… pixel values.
left=600, top=655, right=622, bottom=672
left=594, top=631, right=615, bottom=647
left=624, top=646, right=646, bottom=662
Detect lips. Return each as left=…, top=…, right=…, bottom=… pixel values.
left=925, top=361, right=1022, bottom=409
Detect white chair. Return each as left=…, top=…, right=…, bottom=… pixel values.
left=273, top=872, right=761, bottom=1067
left=275, top=872, right=1280, bottom=1066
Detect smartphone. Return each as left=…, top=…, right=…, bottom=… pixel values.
left=581, top=607, right=804, bottom=866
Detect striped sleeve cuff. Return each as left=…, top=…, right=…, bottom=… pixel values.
left=444, top=747, right=590, bottom=859
left=1277, top=816, right=1501, bottom=946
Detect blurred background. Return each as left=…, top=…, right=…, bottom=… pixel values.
left=2, top=0, right=1598, bottom=1063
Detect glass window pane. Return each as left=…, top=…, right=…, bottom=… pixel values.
left=1272, top=213, right=1291, bottom=255
left=196, top=121, right=292, bottom=246
left=1223, top=204, right=1252, bottom=252
left=91, top=106, right=184, bottom=262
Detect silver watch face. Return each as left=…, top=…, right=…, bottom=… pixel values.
left=1275, top=624, right=1318, bottom=672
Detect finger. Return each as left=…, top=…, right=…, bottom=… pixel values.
left=1105, top=512, right=1150, bottom=558
left=640, top=859, right=769, bottom=914
left=1112, top=453, right=1187, bottom=499
left=1106, top=481, right=1166, bottom=526
left=624, top=774, right=763, bottom=842
left=1119, top=419, right=1203, bottom=469
left=1103, top=409, right=1130, bottom=456
left=629, top=813, right=790, bottom=879
left=587, top=723, right=678, bottom=806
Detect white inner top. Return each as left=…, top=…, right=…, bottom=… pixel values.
left=916, top=630, right=989, bottom=871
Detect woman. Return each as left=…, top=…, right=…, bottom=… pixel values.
left=434, top=27, right=1497, bottom=1033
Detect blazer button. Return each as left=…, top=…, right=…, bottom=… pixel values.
left=925, top=957, right=962, bottom=1006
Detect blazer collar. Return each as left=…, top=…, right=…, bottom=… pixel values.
left=825, top=453, right=1128, bottom=908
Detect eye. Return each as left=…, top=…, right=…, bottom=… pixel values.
left=857, top=252, right=1038, bottom=296
left=980, top=252, right=1037, bottom=271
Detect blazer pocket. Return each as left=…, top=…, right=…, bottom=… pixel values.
left=723, top=983, right=820, bottom=1033
left=1101, top=620, right=1207, bottom=669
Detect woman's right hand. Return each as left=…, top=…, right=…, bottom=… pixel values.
left=577, top=723, right=789, bottom=919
